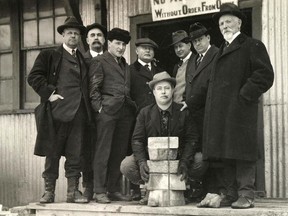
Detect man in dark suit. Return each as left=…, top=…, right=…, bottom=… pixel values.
left=203, top=3, right=274, bottom=208
left=28, top=16, right=91, bottom=203
left=121, top=72, right=205, bottom=205
left=89, top=28, right=136, bottom=203
left=170, top=30, right=194, bottom=104
left=130, top=38, right=163, bottom=112
left=81, top=22, right=107, bottom=201
left=179, top=22, right=219, bottom=201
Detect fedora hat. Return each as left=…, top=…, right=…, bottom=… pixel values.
left=189, top=22, right=209, bottom=40
left=135, top=38, right=159, bottom=49
left=86, top=23, right=107, bottom=38
left=212, top=3, right=246, bottom=24
left=148, top=71, right=176, bottom=90
left=57, top=16, right=86, bottom=35
left=169, top=30, right=190, bottom=46
left=107, top=28, right=131, bottom=44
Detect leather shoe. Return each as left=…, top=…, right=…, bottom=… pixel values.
left=220, top=195, right=237, bottom=207
left=83, top=187, right=94, bottom=201
left=40, top=191, right=55, bottom=203
left=139, top=191, right=149, bottom=205
left=95, top=193, right=111, bottom=203
left=67, top=190, right=89, bottom=203
left=231, top=196, right=254, bottom=209
left=108, top=192, right=132, bottom=201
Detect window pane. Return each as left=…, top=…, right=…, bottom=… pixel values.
left=0, top=80, right=12, bottom=105
left=54, top=0, right=66, bottom=15
left=39, top=18, right=53, bottom=45
left=55, top=16, right=66, bottom=44
left=23, top=20, right=37, bottom=47
left=22, top=0, right=37, bottom=20
left=39, top=0, right=53, bottom=17
left=0, top=54, right=12, bottom=77
left=25, top=50, right=40, bottom=103
left=0, top=0, right=10, bottom=23
left=0, top=25, right=11, bottom=50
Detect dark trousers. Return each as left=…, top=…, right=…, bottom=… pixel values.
left=222, top=159, right=256, bottom=200
left=42, top=103, right=86, bottom=180
left=93, top=104, right=135, bottom=193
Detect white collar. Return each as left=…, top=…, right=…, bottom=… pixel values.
left=90, top=50, right=103, bottom=57
left=138, top=58, right=151, bottom=67
left=226, top=31, right=241, bottom=44
left=181, top=51, right=192, bottom=63
left=63, top=43, right=77, bottom=55
left=200, top=45, right=211, bottom=57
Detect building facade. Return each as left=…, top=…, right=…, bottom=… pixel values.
left=0, top=0, right=286, bottom=207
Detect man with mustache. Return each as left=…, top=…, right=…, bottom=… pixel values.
left=89, top=28, right=136, bottom=203
left=203, top=3, right=274, bottom=208
left=81, top=23, right=107, bottom=201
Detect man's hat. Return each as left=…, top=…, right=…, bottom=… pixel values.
left=169, top=30, right=190, bottom=46
left=57, top=16, right=86, bottom=35
left=86, top=23, right=107, bottom=37
left=189, top=22, right=209, bottom=40
left=107, top=28, right=131, bottom=44
left=212, top=3, right=246, bottom=24
left=135, top=38, right=159, bottom=49
left=148, top=71, right=176, bottom=90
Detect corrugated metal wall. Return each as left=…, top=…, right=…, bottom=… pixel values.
left=0, top=114, right=70, bottom=207
left=262, top=0, right=288, bottom=198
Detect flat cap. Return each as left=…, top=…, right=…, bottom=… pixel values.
left=135, top=38, right=159, bottom=49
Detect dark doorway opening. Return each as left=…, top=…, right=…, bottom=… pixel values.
left=136, top=8, right=252, bottom=75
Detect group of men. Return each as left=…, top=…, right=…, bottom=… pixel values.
left=28, top=3, right=274, bottom=209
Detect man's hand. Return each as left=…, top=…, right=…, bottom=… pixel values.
left=48, top=91, right=64, bottom=102
left=177, top=161, right=188, bottom=181
left=180, top=101, right=188, bottom=111
left=139, top=161, right=149, bottom=183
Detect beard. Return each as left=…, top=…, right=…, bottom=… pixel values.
left=222, top=31, right=234, bottom=41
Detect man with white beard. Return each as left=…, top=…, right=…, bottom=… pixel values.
left=202, top=3, right=274, bottom=209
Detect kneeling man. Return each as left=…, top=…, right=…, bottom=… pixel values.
left=121, top=72, right=208, bottom=204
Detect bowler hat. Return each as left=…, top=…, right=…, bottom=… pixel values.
left=135, top=38, right=159, bottom=49
left=107, top=28, right=131, bottom=44
left=86, top=23, right=107, bottom=37
left=212, top=3, right=246, bottom=24
left=169, top=30, right=190, bottom=46
left=57, top=16, right=86, bottom=35
left=148, top=71, right=176, bottom=90
left=189, top=22, right=209, bottom=40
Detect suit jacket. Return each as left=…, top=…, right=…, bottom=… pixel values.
left=132, top=102, right=199, bottom=164
left=203, top=33, right=274, bottom=161
left=185, top=45, right=219, bottom=142
left=27, top=45, right=92, bottom=156
left=89, top=51, right=136, bottom=115
left=83, top=50, right=93, bottom=67
left=130, top=60, right=163, bottom=112
left=172, top=52, right=195, bottom=100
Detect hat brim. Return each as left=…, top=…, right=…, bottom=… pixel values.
left=149, top=78, right=176, bottom=89
left=190, top=28, right=211, bottom=40
left=212, top=11, right=246, bottom=25
left=169, top=36, right=190, bottom=47
left=136, top=43, right=158, bottom=49
left=57, top=25, right=86, bottom=35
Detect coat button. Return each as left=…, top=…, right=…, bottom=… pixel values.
left=53, top=72, right=56, bottom=75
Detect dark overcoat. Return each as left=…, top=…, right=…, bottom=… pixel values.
left=203, top=33, right=274, bottom=161
left=185, top=45, right=219, bottom=143
left=27, top=45, right=91, bottom=156
left=132, top=102, right=199, bottom=164
left=130, top=61, right=163, bottom=111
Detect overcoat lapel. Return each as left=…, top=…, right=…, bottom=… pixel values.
left=103, top=52, right=125, bottom=77
left=169, top=103, right=180, bottom=134
left=150, top=105, right=161, bottom=135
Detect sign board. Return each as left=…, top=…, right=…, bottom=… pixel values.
left=150, top=0, right=238, bottom=22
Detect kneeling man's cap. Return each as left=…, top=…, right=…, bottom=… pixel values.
left=149, top=71, right=176, bottom=90
left=107, top=28, right=131, bottom=44
left=135, top=38, right=159, bottom=49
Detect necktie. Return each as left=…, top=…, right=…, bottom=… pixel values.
left=196, top=54, right=203, bottom=68
left=72, top=49, right=76, bottom=58
left=160, top=110, right=169, bottom=136
left=223, top=41, right=229, bottom=52
left=145, top=64, right=150, bottom=71
left=178, top=60, right=183, bottom=68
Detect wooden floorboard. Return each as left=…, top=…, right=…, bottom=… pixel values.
left=27, top=199, right=288, bottom=216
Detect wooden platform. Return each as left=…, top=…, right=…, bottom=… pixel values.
left=27, top=199, right=288, bottom=216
